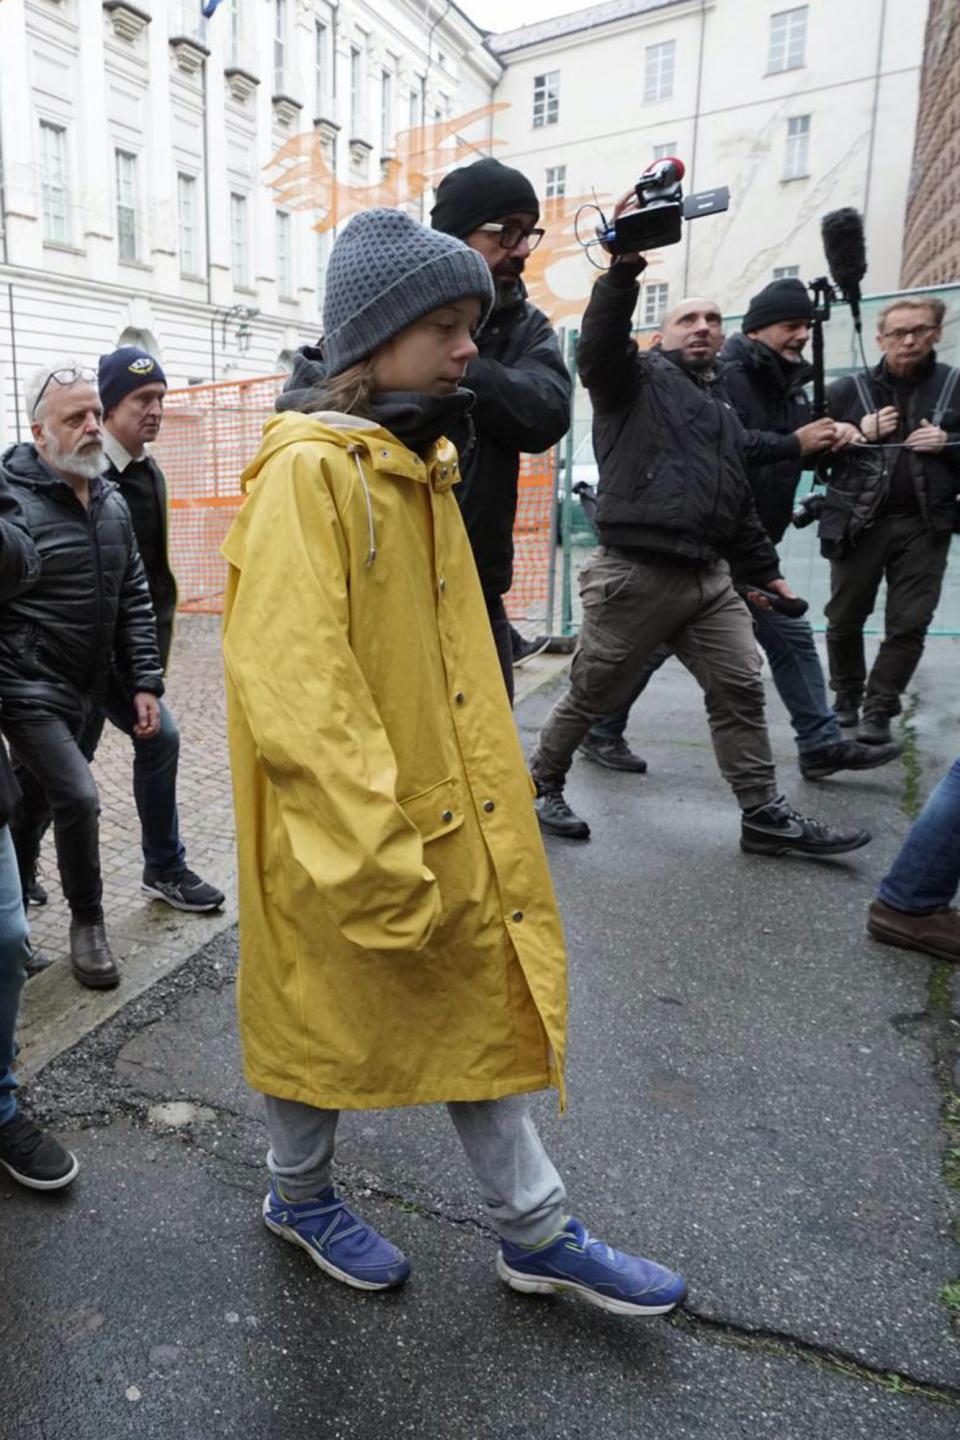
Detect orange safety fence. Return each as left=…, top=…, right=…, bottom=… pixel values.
left=154, top=375, right=557, bottom=628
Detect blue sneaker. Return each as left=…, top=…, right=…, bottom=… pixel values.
left=497, top=1216, right=686, bottom=1316
left=262, top=1183, right=410, bottom=1291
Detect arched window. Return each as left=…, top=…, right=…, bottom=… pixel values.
left=117, top=326, right=162, bottom=360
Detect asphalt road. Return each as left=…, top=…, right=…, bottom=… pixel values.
left=3, top=638, right=960, bottom=1439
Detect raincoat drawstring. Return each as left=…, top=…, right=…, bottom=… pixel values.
left=348, top=444, right=377, bottom=567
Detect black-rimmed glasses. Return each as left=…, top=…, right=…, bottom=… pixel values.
left=475, top=222, right=545, bottom=252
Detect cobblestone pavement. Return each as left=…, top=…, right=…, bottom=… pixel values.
left=17, top=612, right=568, bottom=1076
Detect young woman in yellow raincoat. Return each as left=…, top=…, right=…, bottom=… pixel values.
left=221, top=207, right=685, bottom=1315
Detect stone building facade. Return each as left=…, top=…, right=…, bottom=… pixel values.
left=902, top=0, right=960, bottom=288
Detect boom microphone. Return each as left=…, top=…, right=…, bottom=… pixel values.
left=821, top=208, right=867, bottom=331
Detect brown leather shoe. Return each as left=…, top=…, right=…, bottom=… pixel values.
left=867, top=899, right=960, bottom=962
left=69, top=919, right=120, bottom=989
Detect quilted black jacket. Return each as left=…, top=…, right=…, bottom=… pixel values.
left=0, top=443, right=163, bottom=722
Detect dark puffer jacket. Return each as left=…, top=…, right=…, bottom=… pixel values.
left=0, top=444, right=164, bottom=722
left=0, top=472, right=42, bottom=823
left=579, top=268, right=780, bottom=582
left=456, top=283, right=571, bottom=598
left=826, top=353, right=960, bottom=535
left=719, top=332, right=811, bottom=544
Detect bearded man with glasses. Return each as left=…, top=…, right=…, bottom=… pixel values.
left=0, top=362, right=163, bottom=988
left=825, top=297, right=960, bottom=744
left=430, top=158, right=571, bottom=703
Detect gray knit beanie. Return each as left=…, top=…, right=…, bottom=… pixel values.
left=322, top=207, right=495, bottom=377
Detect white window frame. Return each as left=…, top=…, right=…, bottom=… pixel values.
left=274, top=0, right=286, bottom=92
left=532, top=71, right=559, bottom=128
left=784, top=114, right=810, bottom=180
left=276, top=209, right=292, bottom=296
left=227, top=0, right=241, bottom=68
left=350, top=45, right=363, bottom=134
left=643, top=282, right=669, bottom=327
left=380, top=69, right=393, bottom=153
left=545, top=165, right=566, bottom=201
left=408, top=87, right=421, bottom=132
left=768, top=7, right=807, bottom=74
left=314, top=19, right=329, bottom=115
left=115, top=148, right=139, bottom=262
left=230, top=192, right=248, bottom=287
left=644, top=41, right=675, bottom=104
left=653, top=141, right=677, bottom=161
left=773, top=264, right=800, bottom=279
left=177, top=171, right=199, bottom=276
left=39, top=120, right=68, bottom=244
left=316, top=228, right=330, bottom=304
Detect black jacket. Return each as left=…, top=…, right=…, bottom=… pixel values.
left=579, top=269, right=780, bottom=582
left=0, top=444, right=164, bottom=723
left=719, top=332, right=810, bottom=544
left=104, top=450, right=178, bottom=671
left=456, top=283, right=571, bottom=598
left=826, top=354, right=960, bottom=535
left=0, top=472, right=41, bottom=823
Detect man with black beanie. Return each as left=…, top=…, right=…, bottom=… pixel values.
left=431, top=158, right=571, bottom=702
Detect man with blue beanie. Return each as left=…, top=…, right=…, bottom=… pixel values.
left=92, top=347, right=224, bottom=915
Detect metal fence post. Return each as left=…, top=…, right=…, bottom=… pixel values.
left=560, top=330, right=578, bottom=634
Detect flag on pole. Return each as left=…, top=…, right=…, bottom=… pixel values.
left=201, top=0, right=225, bottom=17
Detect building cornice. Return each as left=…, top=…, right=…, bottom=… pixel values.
left=489, top=0, right=710, bottom=58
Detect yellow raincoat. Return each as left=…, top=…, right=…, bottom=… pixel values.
left=221, top=410, right=567, bottom=1111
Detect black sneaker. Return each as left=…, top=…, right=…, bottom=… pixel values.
left=799, top=738, right=902, bottom=780
left=23, top=870, right=47, bottom=907
left=534, top=785, right=591, bottom=840
left=833, top=694, right=860, bottom=728
left=578, top=735, right=648, bottom=773
left=142, top=867, right=225, bottom=913
left=0, top=1111, right=79, bottom=1190
left=857, top=711, right=894, bottom=745
left=512, top=634, right=551, bottom=667
left=741, top=796, right=870, bottom=857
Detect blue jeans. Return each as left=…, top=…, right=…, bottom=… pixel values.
left=0, top=825, right=30, bottom=1127
left=589, top=603, right=843, bottom=754
left=878, top=757, right=960, bottom=913
left=84, top=697, right=186, bottom=877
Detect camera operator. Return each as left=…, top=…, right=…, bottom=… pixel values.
left=579, top=279, right=900, bottom=782
left=823, top=297, right=959, bottom=744
left=529, top=193, right=871, bottom=858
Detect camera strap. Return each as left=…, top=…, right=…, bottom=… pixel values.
left=931, top=367, right=960, bottom=427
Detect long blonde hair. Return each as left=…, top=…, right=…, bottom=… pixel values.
left=303, top=358, right=378, bottom=419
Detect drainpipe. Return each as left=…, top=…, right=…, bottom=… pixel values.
left=861, top=0, right=888, bottom=227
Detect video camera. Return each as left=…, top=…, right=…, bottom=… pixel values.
left=597, top=158, right=730, bottom=255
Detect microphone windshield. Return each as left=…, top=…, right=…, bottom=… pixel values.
left=821, top=208, right=866, bottom=292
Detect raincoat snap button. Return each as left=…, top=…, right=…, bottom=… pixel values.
left=380, top=449, right=389, bottom=458
left=512, top=910, right=524, bottom=923
left=483, top=800, right=494, bottom=813
left=455, top=691, right=465, bottom=704
left=441, top=809, right=453, bottom=823
left=439, top=577, right=446, bottom=592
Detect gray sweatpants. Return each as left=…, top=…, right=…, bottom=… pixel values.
left=532, top=549, right=777, bottom=810
left=264, top=1093, right=567, bottom=1246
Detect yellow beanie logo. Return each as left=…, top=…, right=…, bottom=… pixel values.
left=128, top=357, right=155, bottom=374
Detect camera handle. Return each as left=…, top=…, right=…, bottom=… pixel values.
left=807, top=276, right=836, bottom=419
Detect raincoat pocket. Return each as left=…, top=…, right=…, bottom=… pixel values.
left=399, top=775, right=465, bottom=843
